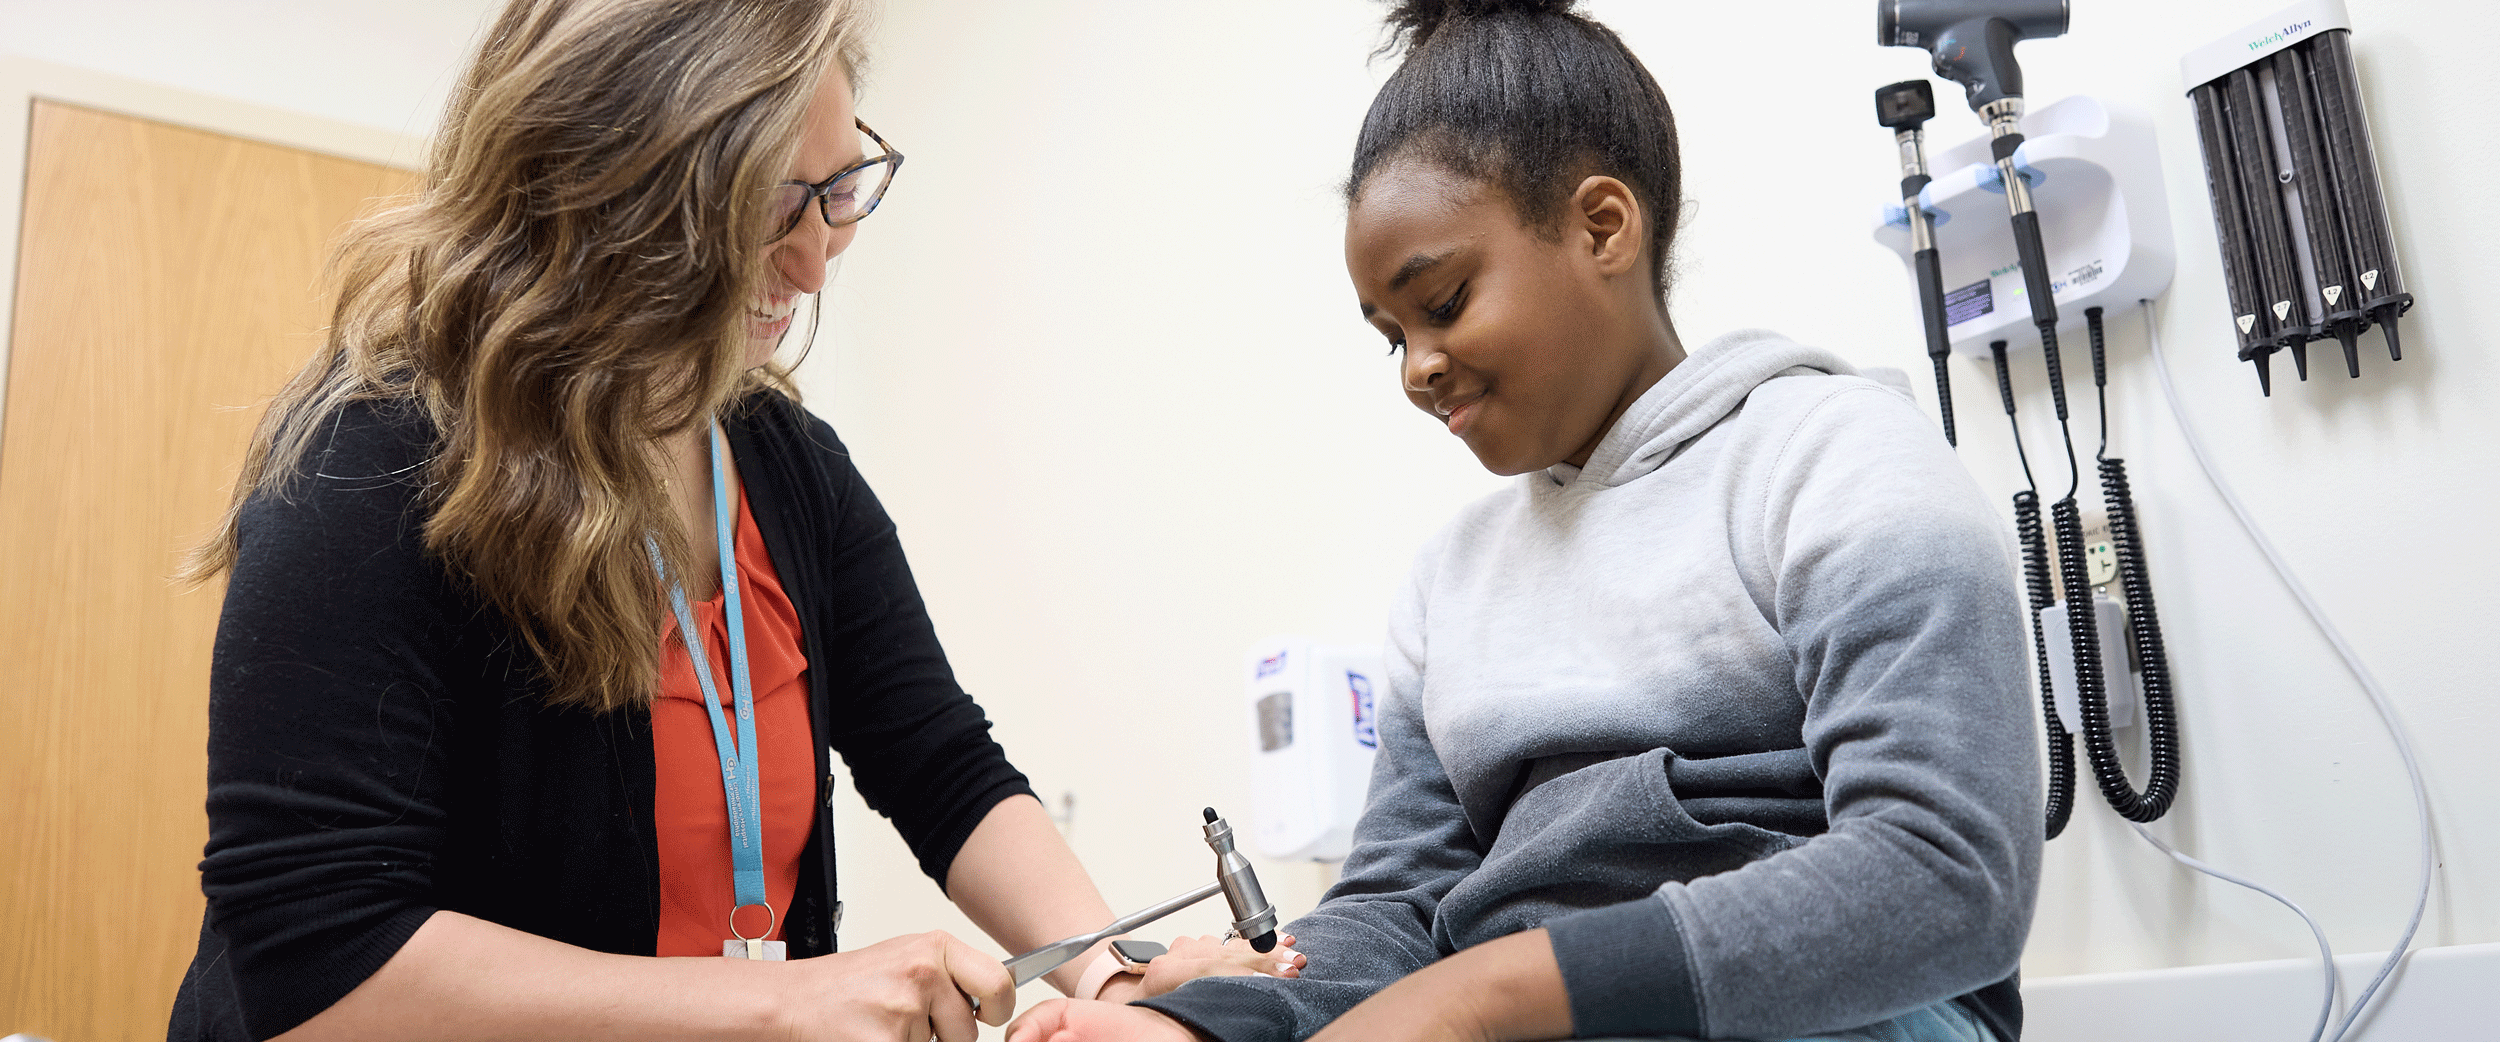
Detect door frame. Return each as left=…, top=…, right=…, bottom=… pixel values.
left=0, top=55, right=425, bottom=435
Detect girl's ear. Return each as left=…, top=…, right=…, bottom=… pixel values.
left=1571, top=175, right=1646, bottom=279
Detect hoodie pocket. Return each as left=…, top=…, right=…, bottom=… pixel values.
left=1432, top=747, right=1806, bottom=953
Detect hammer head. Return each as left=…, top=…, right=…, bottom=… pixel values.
left=1877, top=0, right=2069, bottom=111
left=1202, top=809, right=1280, bottom=952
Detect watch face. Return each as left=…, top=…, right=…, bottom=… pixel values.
left=1111, top=939, right=1167, bottom=968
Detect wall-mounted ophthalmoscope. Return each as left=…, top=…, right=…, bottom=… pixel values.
left=1875, top=79, right=1958, bottom=446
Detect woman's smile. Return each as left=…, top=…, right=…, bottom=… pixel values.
left=747, top=294, right=799, bottom=351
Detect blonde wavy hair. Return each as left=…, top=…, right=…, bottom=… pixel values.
left=184, top=0, right=872, bottom=712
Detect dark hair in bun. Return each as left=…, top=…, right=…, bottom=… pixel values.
left=1353, top=0, right=1682, bottom=298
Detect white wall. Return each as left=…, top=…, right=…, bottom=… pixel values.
left=8, top=0, right=2492, bottom=1032
left=0, top=0, right=497, bottom=160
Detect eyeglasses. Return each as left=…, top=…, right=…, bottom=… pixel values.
left=762, top=119, right=903, bottom=243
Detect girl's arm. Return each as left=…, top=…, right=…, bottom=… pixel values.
left=1300, top=928, right=1567, bottom=1042
left=1001, top=928, right=1558, bottom=1042
left=271, top=910, right=1015, bottom=1042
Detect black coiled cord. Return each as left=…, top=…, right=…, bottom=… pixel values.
left=2039, top=324, right=2082, bottom=500
left=2017, top=491, right=2076, bottom=838
left=2079, top=307, right=2181, bottom=822
left=1994, top=342, right=2075, bottom=838
left=2092, top=458, right=2180, bottom=819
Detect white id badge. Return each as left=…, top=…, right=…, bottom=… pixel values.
left=724, top=939, right=789, bottom=960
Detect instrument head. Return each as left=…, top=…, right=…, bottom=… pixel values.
left=1876, top=79, right=1936, bottom=131
left=1877, top=0, right=2069, bottom=111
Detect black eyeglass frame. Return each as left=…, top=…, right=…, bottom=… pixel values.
left=765, top=118, right=903, bottom=242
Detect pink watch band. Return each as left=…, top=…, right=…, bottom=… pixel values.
left=1075, top=949, right=1135, bottom=1001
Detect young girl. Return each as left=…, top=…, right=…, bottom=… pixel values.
left=1009, top=2, right=2038, bottom=1041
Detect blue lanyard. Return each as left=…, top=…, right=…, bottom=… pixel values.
left=647, top=420, right=767, bottom=917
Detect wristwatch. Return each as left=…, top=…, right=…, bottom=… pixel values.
left=1111, top=939, right=1167, bottom=972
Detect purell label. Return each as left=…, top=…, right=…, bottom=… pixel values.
left=2363, top=269, right=2380, bottom=291
left=2323, top=285, right=2343, bottom=306
left=2272, top=300, right=2293, bottom=321
left=1347, top=671, right=1377, bottom=750
left=2237, top=315, right=2257, bottom=334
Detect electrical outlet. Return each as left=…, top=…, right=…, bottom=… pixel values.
left=2082, top=510, right=2118, bottom=589
left=2049, top=508, right=2121, bottom=602
left=1050, top=790, right=1076, bottom=839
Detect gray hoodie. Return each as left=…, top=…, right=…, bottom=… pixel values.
left=1141, top=330, right=2040, bottom=1040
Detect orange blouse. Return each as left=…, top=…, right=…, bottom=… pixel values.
left=652, top=481, right=815, bottom=956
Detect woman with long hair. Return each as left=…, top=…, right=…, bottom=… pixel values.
left=171, top=2, right=1293, bottom=1039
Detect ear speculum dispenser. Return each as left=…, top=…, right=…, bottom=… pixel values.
left=2181, top=0, right=2413, bottom=394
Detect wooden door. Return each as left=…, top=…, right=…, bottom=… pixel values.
left=0, top=101, right=416, bottom=1040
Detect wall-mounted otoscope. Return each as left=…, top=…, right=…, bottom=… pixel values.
left=992, top=808, right=1278, bottom=994
left=1876, top=79, right=1958, bottom=447
left=1879, top=0, right=2068, bottom=111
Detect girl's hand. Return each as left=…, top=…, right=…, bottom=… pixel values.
left=781, top=930, right=1016, bottom=1042
left=1008, top=998, right=1206, bottom=1042
left=1110, top=933, right=1303, bottom=1001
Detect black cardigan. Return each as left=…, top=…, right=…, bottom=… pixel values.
left=170, top=392, right=1032, bottom=1041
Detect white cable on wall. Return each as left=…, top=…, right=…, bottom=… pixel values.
left=2125, top=821, right=2340, bottom=1042
left=2139, top=299, right=2436, bottom=1042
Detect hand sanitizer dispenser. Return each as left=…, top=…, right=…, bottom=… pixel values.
left=1244, top=637, right=1382, bottom=862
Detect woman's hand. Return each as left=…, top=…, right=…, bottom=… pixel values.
left=782, top=930, right=1016, bottom=1042
left=1098, top=933, right=1305, bottom=1002
left=1007, top=999, right=1205, bottom=1042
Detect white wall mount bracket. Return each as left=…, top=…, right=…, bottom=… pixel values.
left=1873, top=94, right=2175, bottom=357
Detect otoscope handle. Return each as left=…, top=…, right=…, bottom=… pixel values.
left=2009, top=209, right=2058, bottom=330
left=2007, top=208, right=2071, bottom=424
